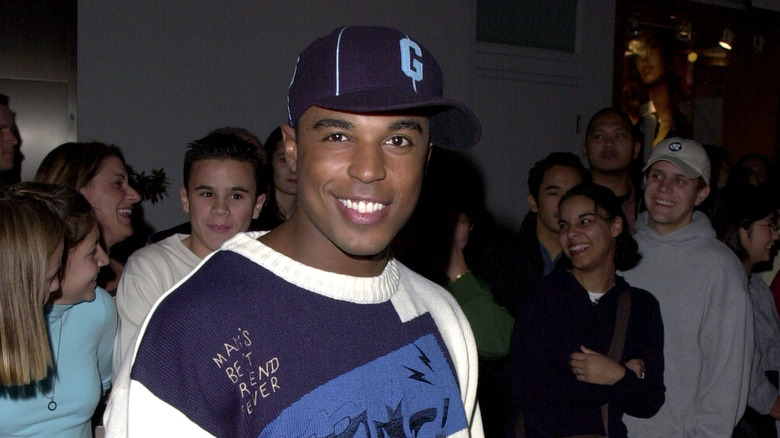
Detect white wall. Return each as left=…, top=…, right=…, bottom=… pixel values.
left=469, top=2, right=616, bottom=229
left=77, top=0, right=615, bottom=232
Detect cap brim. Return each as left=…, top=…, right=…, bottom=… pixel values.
left=308, top=88, right=481, bottom=150
left=643, top=157, right=708, bottom=184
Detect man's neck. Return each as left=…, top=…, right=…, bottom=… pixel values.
left=647, top=214, right=693, bottom=236
left=536, top=222, right=562, bottom=261
left=571, top=264, right=616, bottom=293
left=591, top=171, right=632, bottom=197
left=275, top=190, right=296, bottom=219
left=260, top=214, right=389, bottom=277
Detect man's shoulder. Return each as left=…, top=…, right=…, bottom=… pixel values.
left=127, top=234, right=191, bottom=263
left=167, top=248, right=267, bottom=293
left=397, top=262, right=449, bottom=299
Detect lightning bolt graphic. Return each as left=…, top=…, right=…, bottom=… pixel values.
left=414, top=344, right=434, bottom=372
left=404, top=366, right=433, bottom=385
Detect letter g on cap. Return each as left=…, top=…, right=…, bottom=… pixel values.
left=400, top=38, right=423, bottom=82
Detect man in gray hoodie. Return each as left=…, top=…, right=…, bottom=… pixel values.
left=621, top=137, right=753, bottom=437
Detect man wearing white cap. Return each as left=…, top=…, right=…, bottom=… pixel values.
left=621, top=137, right=753, bottom=437
left=105, top=26, right=483, bottom=437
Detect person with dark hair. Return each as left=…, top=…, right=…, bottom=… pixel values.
left=114, top=132, right=266, bottom=376
left=252, top=126, right=297, bottom=230
left=207, top=126, right=264, bottom=160
left=150, top=126, right=267, bottom=241
left=621, top=138, right=752, bottom=437
left=1, top=182, right=115, bottom=438
left=714, top=184, right=780, bottom=436
left=397, top=146, right=513, bottom=437
left=467, top=152, right=590, bottom=435
left=106, top=26, right=483, bottom=436
left=698, top=144, right=730, bottom=220
left=477, top=151, right=591, bottom=318
left=0, top=93, right=22, bottom=186
left=734, top=153, right=772, bottom=188
left=621, top=28, right=693, bottom=149
left=511, top=182, right=664, bottom=437
left=582, top=107, right=643, bottom=233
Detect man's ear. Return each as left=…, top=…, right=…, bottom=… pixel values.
left=633, top=140, right=641, bottom=160
left=611, top=216, right=623, bottom=238
left=179, top=185, right=189, bottom=214
left=281, top=123, right=298, bottom=173
left=528, top=194, right=539, bottom=213
left=252, top=193, right=267, bottom=220
left=423, top=143, right=434, bottom=175
left=694, top=185, right=711, bottom=206
left=739, top=226, right=750, bottom=247
left=581, top=142, right=589, bottom=161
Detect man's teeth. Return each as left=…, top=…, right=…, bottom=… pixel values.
left=655, top=199, right=673, bottom=206
left=569, top=244, right=589, bottom=252
left=118, top=208, right=132, bottom=216
left=339, top=199, right=386, bottom=213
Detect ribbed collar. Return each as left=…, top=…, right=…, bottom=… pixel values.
left=221, top=232, right=400, bottom=304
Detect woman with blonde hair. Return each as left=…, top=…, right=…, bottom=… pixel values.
left=0, top=189, right=64, bottom=387
left=0, top=182, right=116, bottom=438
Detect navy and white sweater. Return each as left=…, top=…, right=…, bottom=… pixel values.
left=105, top=232, right=482, bottom=437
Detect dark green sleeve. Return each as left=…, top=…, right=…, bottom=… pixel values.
left=447, top=271, right=515, bottom=360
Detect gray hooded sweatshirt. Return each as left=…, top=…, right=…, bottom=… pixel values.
left=621, top=211, right=753, bottom=437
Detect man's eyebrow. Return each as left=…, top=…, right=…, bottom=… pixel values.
left=193, top=184, right=215, bottom=191
left=388, top=120, right=423, bottom=133
left=312, top=118, right=354, bottom=130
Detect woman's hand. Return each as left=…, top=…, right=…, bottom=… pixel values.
left=624, top=358, right=646, bottom=379
left=569, top=346, right=626, bottom=385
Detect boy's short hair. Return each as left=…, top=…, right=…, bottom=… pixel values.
left=585, top=107, right=635, bottom=140
left=183, top=132, right=266, bottom=196
left=527, top=152, right=591, bottom=200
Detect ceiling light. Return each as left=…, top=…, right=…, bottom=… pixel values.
left=676, top=21, right=692, bottom=41
left=719, top=28, right=734, bottom=50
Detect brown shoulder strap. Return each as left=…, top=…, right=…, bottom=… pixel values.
left=601, top=289, right=632, bottom=436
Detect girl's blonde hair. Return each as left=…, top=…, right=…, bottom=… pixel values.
left=0, top=186, right=65, bottom=386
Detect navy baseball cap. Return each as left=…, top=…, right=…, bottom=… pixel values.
left=287, top=26, right=481, bottom=150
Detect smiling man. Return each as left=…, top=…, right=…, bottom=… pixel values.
left=620, top=138, right=753, bottom=437
left=105, top=26, right=483, bottom=437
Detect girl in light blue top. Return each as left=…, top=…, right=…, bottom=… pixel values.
left=0, top=183, right=117, bottom=438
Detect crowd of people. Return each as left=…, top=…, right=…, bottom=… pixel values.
left=1, top=25, right=780, bottom=438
